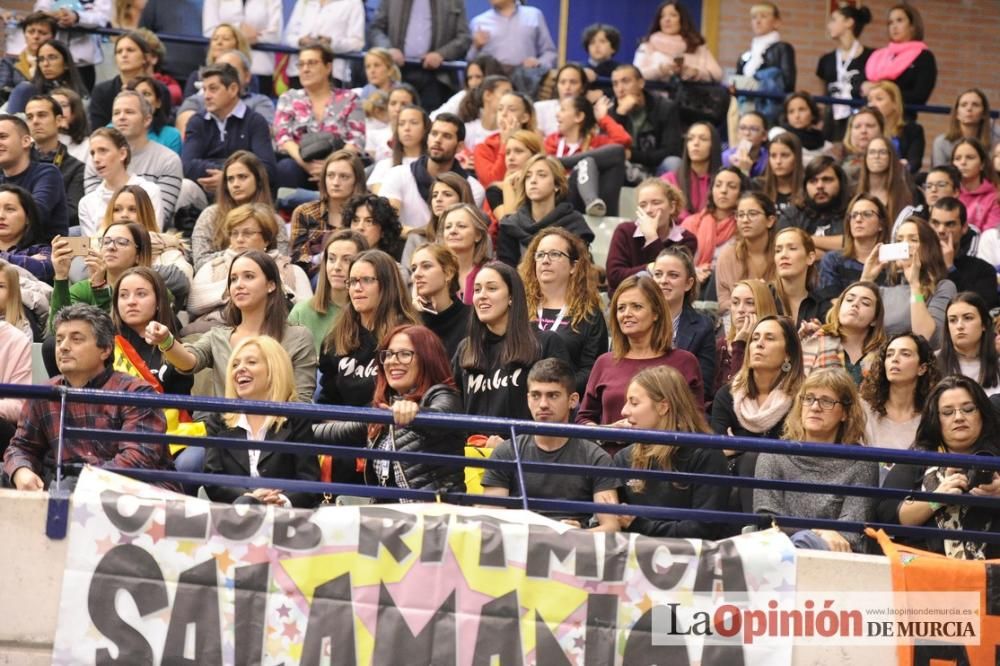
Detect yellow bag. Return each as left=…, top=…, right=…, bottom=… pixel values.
left=464, top=435, right=494, bottom=494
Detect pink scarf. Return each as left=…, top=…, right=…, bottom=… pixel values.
left=682, top=209, right=736, bottom=267
left=865, top=41, right=927, bottom=82
left=647, top=32, right=689, bottom=58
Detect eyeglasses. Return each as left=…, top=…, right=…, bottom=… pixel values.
left=735, top=210, right=764, bottom=221
left=534, top=250, right=570, bottom=262
left=802, top=394, right=844, bottom=411
left=348, top=276, right=378, bottom=289
left=849, top=210, right=880, bottom=221
left=939, top=404, right=978, bottom=418
left=737, top=125, right=763, bottom=134
left=924, top=180, right=952, bottom=192
left=867, top=149, right=891, bottom=157
left=229, top=229, right=262, bottom=240
left=378, top=349, right=415, bottom=365
left=37, top=54, right=63, bottom=63
left=298, top=59, right=324, bottom=69
left=101, top=237, right=134, bottom=249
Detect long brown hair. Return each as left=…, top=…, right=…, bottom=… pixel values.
left=518, top=227, right=602, bottom=332
left=842, top=194, right=890, bottom=261
left=731, top=315, right=804, bottom=399
left=733, top=192, right=777, bottom=283
left=819, top=281, right=887, bottom=357
left=945, top=89, right=994, bottom=145
left=100, top=184, right=158, bottom=234
left=213, top=151, right=273, bottom=250
left=773, top=227, right=818, bottom=314
left=326, top=249, right=419, bottom=355
left=856, top=135, right=913, bottom=224
left=222, top=250, right=289, bottom=340
left=885, top=217, right=947, bottom=300
left=760, top=132, right=805, bottom=208
left=111, top=266, right=178, bottom=335
left=310, top=230, right=369, bottom=314
left=627, top=365, right=711, bottom=492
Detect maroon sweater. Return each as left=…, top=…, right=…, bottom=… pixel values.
left=605, top=221, right=699, bottom=293
left=577, top=349, right=705, bottom=425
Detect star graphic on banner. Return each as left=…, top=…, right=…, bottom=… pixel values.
left=95, top=535, right=116, bottom=553
left=573, top=634, right=586, bottom=650
left=245, top=543, right=271, bottom=563
left=276, top=604, right=291, bottom=619
left=175, top=539, right=200, bottom=557
left=214, top=549, right=238, bottom=573
left=281, top=620, right=300, bottom=641
left=117, top=533, right=136, bottom=545
left=72, top=503, right=94, bottom=525
left=147, top=520, right=167, bottom=544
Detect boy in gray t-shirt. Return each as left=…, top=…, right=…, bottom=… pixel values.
left=481, top=359, right=621, bottom=530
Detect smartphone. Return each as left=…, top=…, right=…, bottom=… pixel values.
left=737, top=139, right=753, bottom=155
left=879, top=242, right=910, bottom=263
left=64, top=236, right=94, bottom=257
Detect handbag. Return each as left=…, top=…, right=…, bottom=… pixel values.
left=298, top=132, right=344, bottom=162
left=670, top=78, right=731, bottom=127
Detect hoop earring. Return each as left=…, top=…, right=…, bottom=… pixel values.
left=780, top=359, right=792, bottom=373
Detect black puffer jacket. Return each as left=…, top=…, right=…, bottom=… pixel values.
left=496, top=202, right=594, bottom=266
left=313, top=384, right=467, bottom=494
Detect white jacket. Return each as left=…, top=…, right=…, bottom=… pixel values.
left=34, top=0, right=111, bottom=66
left=77, top=174, right=163, bottom=237
left=202, top=0, right=283, bottom=76
left=283, top=0, right=364, bottom=84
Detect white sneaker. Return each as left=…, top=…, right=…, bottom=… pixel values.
left=585, top=198, right=607, bottom=217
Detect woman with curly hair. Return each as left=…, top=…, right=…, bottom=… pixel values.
left=343, top=194, right=404, bottom=261
left=860, top=333, right=937, bottom=454
left=755, top=368, right=878, bottom=552
left=633, top=0, right=722, bottom=82
left=518, top=227, right=607, bottom=395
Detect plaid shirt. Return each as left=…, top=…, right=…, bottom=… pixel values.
left=3, top=367, right=173, bottom=482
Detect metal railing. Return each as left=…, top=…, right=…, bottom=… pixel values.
left=1, top=382, right=999, bottom=549
left=56, top=25, right=999, bottom=119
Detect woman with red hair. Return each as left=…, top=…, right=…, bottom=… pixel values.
left=314, top=324, right=466, bottom=495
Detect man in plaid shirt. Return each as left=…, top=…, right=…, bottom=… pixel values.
left=3, top=304, right=174, bottom=490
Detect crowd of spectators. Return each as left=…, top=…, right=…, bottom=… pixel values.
left=0, top=0, right=998, bottom=559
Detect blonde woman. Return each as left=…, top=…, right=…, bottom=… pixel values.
left=439, top=203, right=494, bottom=304
left=518, top=227, right=607, bottom=394
left=0, top=264, right=41, bottom=341
left=353, top=48, right=400, bottom=100
left=865, top=80, right=924, bottom=173
left=754, top=368, right=878, bottom=552
left=713, top=278, right=779, bottom=393
left=615, top=365, right=729, bottom=538
left=203, top=335, right=320, bottom=508
left=497, top=154, right=592, bottom=266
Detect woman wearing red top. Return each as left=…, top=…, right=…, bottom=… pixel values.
left=543, top=94, right=631, bottom=217
left=474, top=91, right=539, bottom=188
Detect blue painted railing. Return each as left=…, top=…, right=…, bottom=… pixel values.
left=0, top=382, right=998, bottom=547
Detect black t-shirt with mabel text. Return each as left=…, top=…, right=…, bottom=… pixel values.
left=482, top=434, right=621, bottom=524
left=452, top=328, right=570, bottom=421
left=317, top=327, right=378, bottom=406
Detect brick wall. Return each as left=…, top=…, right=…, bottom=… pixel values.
left=713, top=0, right=1000, bottom=167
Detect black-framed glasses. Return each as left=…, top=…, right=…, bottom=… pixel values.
left=735, top=210, right=765, bottom=221
left=378, top=349, right=415, bottom=365
left=939, top=404, right=978, bottom=418
left=101, top=237, right=134, bottom=249
left=802, top=394, right=844, bottom=411
left=534, top=250, right=570, bottom=262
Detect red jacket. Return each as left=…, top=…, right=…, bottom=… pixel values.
left=474, top=133, right=506, bottom=187
left=544, top=115, right=632, bottom=157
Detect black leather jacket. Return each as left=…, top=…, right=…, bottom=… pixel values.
left=313, top=384, right=466, bottom=494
